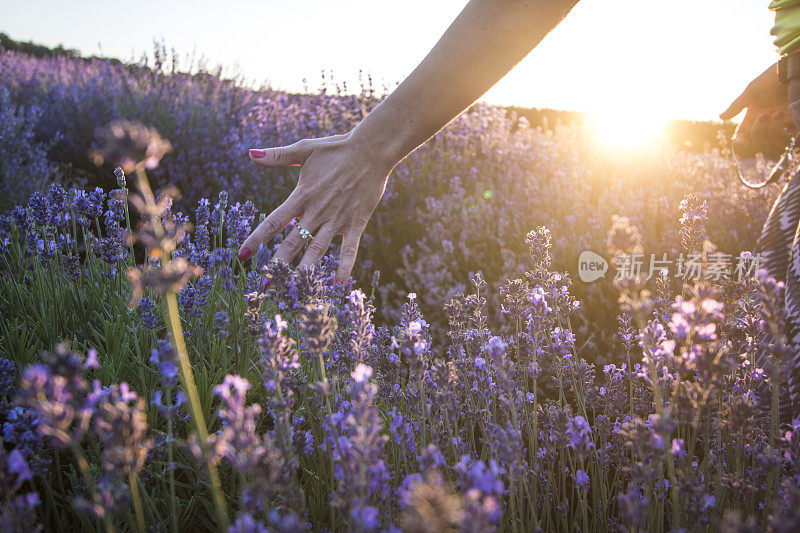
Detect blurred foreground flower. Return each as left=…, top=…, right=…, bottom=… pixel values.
left=120, top=142, right=201, bottom=305
left=89, top=119, right=172, bottom=173
left=128, top=257, right=201, bottom=306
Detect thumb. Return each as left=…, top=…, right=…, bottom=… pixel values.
left=249, top=140, right=313, bottom=167
left=720, top=92, right=749, bottom=121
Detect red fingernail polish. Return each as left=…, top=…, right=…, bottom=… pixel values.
left=261, top=276, right=271, bottom=291
left=250, top=149, right=266, bottom=159
left=335, top=280, right=344, bottom=286
left=238, top=248, right=252, bottom=261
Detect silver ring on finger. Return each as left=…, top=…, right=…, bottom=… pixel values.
left=298, top=226, right=313, bottom=241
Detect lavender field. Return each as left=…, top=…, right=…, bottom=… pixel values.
left=1, top=45, right=798, bottom=532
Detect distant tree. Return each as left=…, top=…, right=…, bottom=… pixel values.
left=0, top=32, right=79, bottom=59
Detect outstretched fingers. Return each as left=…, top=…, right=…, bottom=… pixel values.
left=272, top=213, right=321, bottom=265
left=298, top=223, right=337, bottom=268
left=237, top=199, right=297, bottom=261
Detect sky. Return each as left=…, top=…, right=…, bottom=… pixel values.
left=0, top=0, right=779, bottom=123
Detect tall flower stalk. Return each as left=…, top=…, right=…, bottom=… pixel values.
left=131, top=164, right=229, bottom=530
left=94, top=119, right=230, bottom=530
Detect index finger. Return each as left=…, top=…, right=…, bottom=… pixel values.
left=237, top=199, right=298, bottom=261
left=720, top=91, right=748, bottom=121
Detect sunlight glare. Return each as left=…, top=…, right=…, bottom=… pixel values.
left=589, top=109, right=667, bottom=152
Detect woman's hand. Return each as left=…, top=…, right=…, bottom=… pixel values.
left=721, top=63, right=797, bottom=153
left=237, top=132, right=393, bottom=283
left=236, top=0, right=582, bottom=283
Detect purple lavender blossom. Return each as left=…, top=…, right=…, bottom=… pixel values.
left=114, top=167, right=126, bottom=188
left=213, top=311, right=230, bottom=339
left=2, top=405, right=50, bottom=475
left=152, top=389, right=186, bottom=420
left=0, top=358, right=15, bottom=397
left=93, top=383, right=152, bottom=478
left=10, top=206, right=29, bottom=231
left=196, top=198, right=210, bottom=226
left=671, top=438, right=687, bottom=459
left=210, top=375, right=263, bottom=471
left=574, top=469, right=590, bottom=491
left=0, top=447, right=41, bottom=532
left=16, top=343, right=95, bottom=448
left=137, top=296, right=158, bottom=329
left=84, top=187, right=105, bottom=219
left=260, top=315, right=301, bottom=393
left=28, top=192, right=52, bottom=227
left=567, top=415, right=595, bottom=460
left=149, top=335, right=180, bottom=389
left=453, top=456, right=503, bottom=529
left=326, top=363, right=391, bottom=527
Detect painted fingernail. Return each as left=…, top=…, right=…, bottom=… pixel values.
left=334, top=280, right=345, bottom=286
left=261, top=276, right=271, bottom=291
left=238, top=248, right=252, bottom=261
left=250, top=149, right=266, bottom=159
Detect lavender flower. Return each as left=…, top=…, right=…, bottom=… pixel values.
left=114, top=167, right=126, bottom=188
left=209, top=375, right=264, bottom=471
left=394, top=317, right=430, bottom=381
left=261, top=315, right=301, bottom=393
left=89, top=119, right=172, bottom=173
left=28, top=192, right=51, bottom=227
left=567, top=415, right=595, bottom=460
left=137, top=296, right=158, bottom=329
left=93, top=383, right=152, bottom=478
left=0, top=447, right=41, bottom=532
left=85, top=187, right=106, bottom=219
left=149, top=335, right=180, bottom=389
left=574, top=469, right=590, bottom=491
left=0, top=358, right=15, bottom=397
left=213, top=311, right=230, bottom=339
left=10, top=206, right=29, bottom=231
left=2, top=405, right=50, bottom=475
left=399, top=471, right=463, bottom=532
left=16, top=343, right=96, bottom=448
left=299, top=302, right=336, bottom=355
left=327, top=364, right=391, bottom=525
left=152, top=389, right=186, bottom=420
left=679, top=193, right=708, bottom=252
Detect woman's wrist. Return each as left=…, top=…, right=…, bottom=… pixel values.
left=347, top=99, right=418, bottom=175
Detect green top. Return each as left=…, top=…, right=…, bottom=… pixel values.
left=772, top=0, right=800, bottom=55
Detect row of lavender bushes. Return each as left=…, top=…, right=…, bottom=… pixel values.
left=0, top=45, right=777, bottom=354
left=1, top=150, right=799, bottom=531
left=0, top=44, right=374, bottom=209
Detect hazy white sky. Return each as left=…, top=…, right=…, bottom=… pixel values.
left=0, top=0, right=778, bottom=121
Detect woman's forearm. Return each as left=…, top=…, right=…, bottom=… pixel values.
left=349, top=0, right=579, bottom=168
left=240, top=0, right=579, bottom=279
